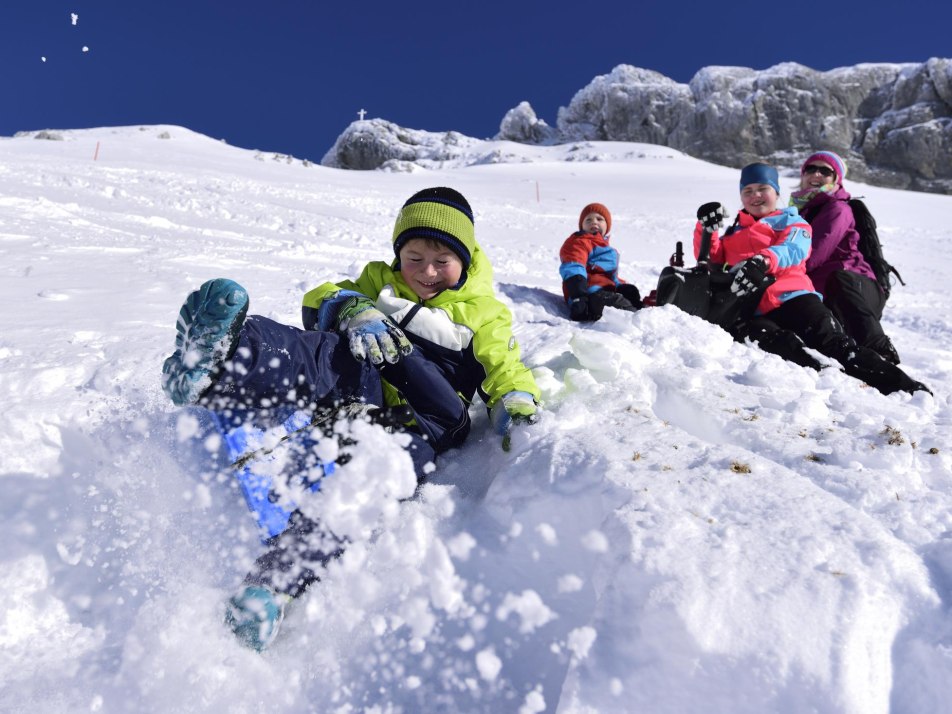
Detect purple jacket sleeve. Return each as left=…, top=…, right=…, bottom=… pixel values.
left=805, top=200, right=854, bottom=273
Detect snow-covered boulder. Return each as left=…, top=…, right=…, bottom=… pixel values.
left=495, top=101, right=558, bottom=144
left=321, top=59, right=952, bottom=194
left=557, top=65, right=693, bottom=148
left=321, top=119, right=482, bottom=170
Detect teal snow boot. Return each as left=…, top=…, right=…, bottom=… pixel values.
left=161, top=278, right=249, bottom=406
left=224, top=585, right=287, bottom=652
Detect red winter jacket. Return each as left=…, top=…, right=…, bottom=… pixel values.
left=694, top=207, right=818, bottom=315
left=559, top=231, right=628, bottom=300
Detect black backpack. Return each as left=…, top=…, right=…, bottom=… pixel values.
left=848, top=198, right=905, bottom=301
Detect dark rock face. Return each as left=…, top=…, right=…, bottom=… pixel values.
left=557, top=66, right=695, bottom=148
left=556, top=60, right=952, bottom=194
left=322, top=60, right=952, bottom=194
left=321, top=120, right=428, bottom=170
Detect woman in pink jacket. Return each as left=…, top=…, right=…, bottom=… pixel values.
left=791, top=150, right=900, bottom=364
left=694, top=163, right=927, bottom=396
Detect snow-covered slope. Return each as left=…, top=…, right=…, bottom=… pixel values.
left=2, top=125, right=951, bottom=714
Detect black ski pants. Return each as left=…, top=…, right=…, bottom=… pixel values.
left=823, top=269, right=899, bottom=363
left=732, top=294, right=922, bottom=396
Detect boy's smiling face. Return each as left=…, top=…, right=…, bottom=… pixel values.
left=398, top=237, right=464, bottom=300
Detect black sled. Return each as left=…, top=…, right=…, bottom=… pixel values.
left=654, top=226, right=773, bottom=330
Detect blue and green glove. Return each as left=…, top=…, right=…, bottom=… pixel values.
left=490, top=390, right=538, bottom=451
left=336, top=295, right=413, bottom=365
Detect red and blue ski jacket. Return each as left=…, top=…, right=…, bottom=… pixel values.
left=559, top=231, right=630, bottom=301
left=694, top=207, right=818, bottom=315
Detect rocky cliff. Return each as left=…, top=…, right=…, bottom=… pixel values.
left=322, top=60, right=952, bottom=194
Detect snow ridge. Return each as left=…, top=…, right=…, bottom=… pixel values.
left=1, top=126, right=951, bottom=714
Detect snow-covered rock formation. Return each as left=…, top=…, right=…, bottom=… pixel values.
left=324, top=59, right=952, bottom=194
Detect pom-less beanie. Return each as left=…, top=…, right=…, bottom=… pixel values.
left=392, top=187, right=475, bottom=268
left=739, top=163, right=781, bottom=195
left=578, top=202, right=612, bottom=235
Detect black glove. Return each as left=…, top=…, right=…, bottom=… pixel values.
left=585, top=292, right=608, bottom=320
left=568, top=296, right=592, bottom=321
left=615, top=283, right=643, bottom=310
left=697, top=202, right=728, bottom=232
left=563, top=275, right=587, bottom=297
left=730, top=255, right=771, bottom=297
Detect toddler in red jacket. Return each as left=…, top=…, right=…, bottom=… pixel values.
left=559, top=202, right=642, bottom=321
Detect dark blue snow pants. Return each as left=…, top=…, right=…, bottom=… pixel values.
left=205, top=314, right=470, bottom=459
left=204, top=315, right=470, bottom=597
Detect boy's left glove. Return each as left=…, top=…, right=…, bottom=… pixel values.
left=337, top=295, right=413, bottom=365
left=491, top=391, right=538, bottom=450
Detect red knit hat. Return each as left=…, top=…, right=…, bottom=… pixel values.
left=579, top=203, right=611, bottom=235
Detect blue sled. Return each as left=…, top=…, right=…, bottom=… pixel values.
left=210, top=410, right=335, bottom=541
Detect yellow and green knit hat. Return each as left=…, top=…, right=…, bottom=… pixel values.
left=392, top=187, right=475, bottom=268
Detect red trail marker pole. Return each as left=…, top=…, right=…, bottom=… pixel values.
left=93, top=141, right=100, bottom=161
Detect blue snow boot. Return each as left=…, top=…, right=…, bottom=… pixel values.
left=224, top=585, right=287, bottom=652
left=161, top=278, right=249, bottom=406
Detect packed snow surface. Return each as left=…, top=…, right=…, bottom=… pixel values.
left=2, top=125, right=951, bottom=714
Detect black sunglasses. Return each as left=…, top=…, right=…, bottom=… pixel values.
left=803, top=164, right=836, bottom=178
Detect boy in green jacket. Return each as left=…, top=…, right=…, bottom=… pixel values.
left=161, top=187, right=539, bottom=650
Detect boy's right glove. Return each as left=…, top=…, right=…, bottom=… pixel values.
left=491, top=391, right=538, bottom=451
left=336, top=295, right=413, bottom=365
left=697, top=202, right=728, bottom=232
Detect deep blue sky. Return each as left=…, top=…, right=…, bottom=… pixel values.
left=4, top=1, right=951, bottom=161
